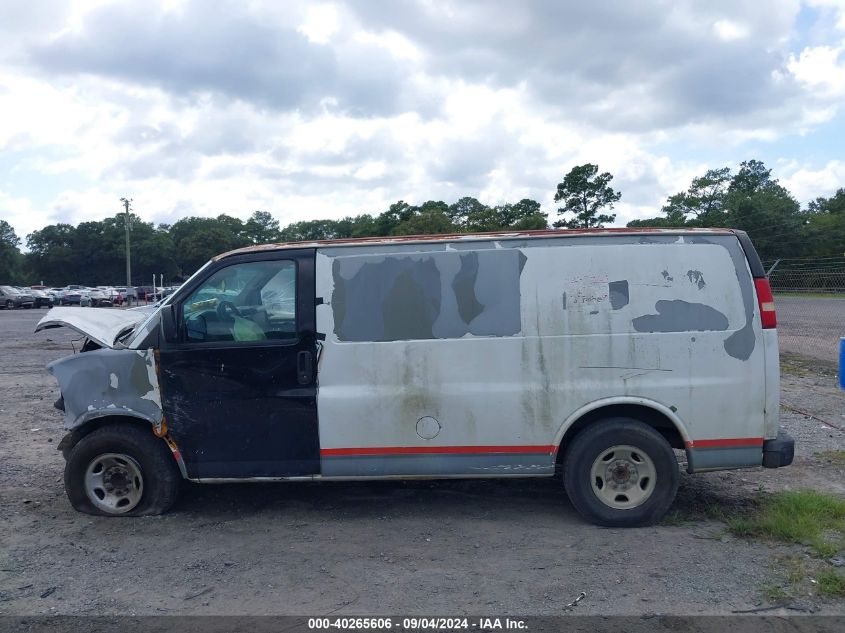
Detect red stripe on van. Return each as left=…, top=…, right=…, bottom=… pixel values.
left=685, top=437, right=764, bottom=449
left=321, top=445, right=557, bottom=457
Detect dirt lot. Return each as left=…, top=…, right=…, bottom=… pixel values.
left=1, top=307, right=845, bottom=616
left=776, top=296, right=845, bottom=363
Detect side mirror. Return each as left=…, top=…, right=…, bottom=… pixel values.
left=161, top=304, right=179, bottom=344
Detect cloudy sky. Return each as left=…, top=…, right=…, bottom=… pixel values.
left=2, top=0, right=845, bottom=242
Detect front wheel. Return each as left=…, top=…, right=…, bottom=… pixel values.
left=64, top=423, right=181, bottom=516
left=563, top=418, right=679, bottom=527
left=5, top=300, right=13, bottom=309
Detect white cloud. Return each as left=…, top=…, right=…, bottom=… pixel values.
left=297, top=4, right=341, bottom=44
left=787, top=44, right=845, bottom=97
left=714, top=19, right=749, bottom=41
left=781, top=159, right=845, bottom=202
left=353, top=161, right=387, bottom=180
left=0, top=0, right=843, bottom=244
left=354, top=30, right=425, bottom=62
left=0, top=189, right=38, bottom=242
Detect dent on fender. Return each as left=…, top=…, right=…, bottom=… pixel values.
left=48, top=348, right=164, bottom=432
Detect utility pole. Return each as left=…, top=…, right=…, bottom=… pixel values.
left=120, top=197, right=132, bottom=291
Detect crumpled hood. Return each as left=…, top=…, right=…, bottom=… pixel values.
left=35, top=307, right=149, bottom=349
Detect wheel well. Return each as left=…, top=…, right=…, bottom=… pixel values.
left=555, top=404, right=685, bottom=467
left=58, top=416, right=157, bottom=458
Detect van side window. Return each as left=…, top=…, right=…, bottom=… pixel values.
left=182, top=260, right=297, bottom=343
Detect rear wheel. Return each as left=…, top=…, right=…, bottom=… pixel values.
left=5, top=300, right=13, bottom=309
left=64, top=423, right=181, bottom=516
left=563, top=418, right=679, bottom=527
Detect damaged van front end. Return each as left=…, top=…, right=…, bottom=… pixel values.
left=36, top=307, right=185, bottom=515
left=36, top=307, right=165, bottom=433
left=48, top=346, right=164, bottom=434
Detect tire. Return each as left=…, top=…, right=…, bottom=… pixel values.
left=3, top=300, right=11, bottom=310
left=64, top=422, right=181, bottom=516
left=563, top=418, right=679, bottom=527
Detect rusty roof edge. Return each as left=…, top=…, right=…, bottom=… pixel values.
left=213, top=227, right=737, bottom=261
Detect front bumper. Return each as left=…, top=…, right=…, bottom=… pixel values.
left=762, top=429, right=795, bottom=468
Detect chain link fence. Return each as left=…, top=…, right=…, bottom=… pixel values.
left=763, top=256, right=845, bottom=363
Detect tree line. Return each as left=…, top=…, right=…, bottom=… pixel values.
left=1, top=159, right=843, bottom=286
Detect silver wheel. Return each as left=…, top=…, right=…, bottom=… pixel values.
left=83, top=453, right=144, bottom=514
left=590, top=444, right=656, bottom=510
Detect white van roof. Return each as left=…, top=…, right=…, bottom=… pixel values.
left=215, top=227, right=738, bottom=262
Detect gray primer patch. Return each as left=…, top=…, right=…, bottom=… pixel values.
left=382, top=261, right=442, bottom=341
left=561, top=292, right=567, bottom=310
left=452, top=253, right=484, bottom=324
left=686, top=270, right=706, bottom=289
left=332, top=250, right=524, bottom=342
left=687, top=447, right=762, bottom=473
left=632, top=300, right=729, bottom=333
left=608, top=280, right=629, bottom=309
left=661, top=270, right=674, bottom=282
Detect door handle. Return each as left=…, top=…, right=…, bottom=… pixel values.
left=297, top=351, right=313, bottom=385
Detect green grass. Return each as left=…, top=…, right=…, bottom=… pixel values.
left=773, top=292, right=845, bottom=299
left=816, top=568, right=845, bottom=598
left=779, top=353, right=840, bottom=377
left=816, top=451, right=845, bottom=466
left=761, top=582, right=789, bottom=602
left=678, top=490, right=845, bottom=602
left=726, top=490, right=845, bottom=557
left=779, top=361, right=813, bottom=377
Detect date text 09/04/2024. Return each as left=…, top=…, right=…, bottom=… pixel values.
left=307, top=617, right=527, bottom=630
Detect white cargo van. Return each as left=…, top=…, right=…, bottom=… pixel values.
left=36, top=228, right=793, bottom=526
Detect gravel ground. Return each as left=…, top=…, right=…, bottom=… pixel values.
left=1, top=308, right=844, bottom=616
left=777, top=296, right=845, bottom=363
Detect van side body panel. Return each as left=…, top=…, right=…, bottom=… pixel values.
left=314, top=234, right=769, bottom=477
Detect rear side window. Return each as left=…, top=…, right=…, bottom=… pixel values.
left=182, top=260, right=297, bottom=343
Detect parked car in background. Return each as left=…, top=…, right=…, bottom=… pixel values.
left=113, top=287, right=127, bottom=306
left=60, top=288, right=84, bottom=305
left=0, top=285, right=35, bottom=309
left=135, top=286, right=154, bottom=302
left=150, top=286, right=180, bottom=302
left=96, top=287, right=119, bottom=306
left=85, top=288, right=111, bottom=307
left=25, top=288, right=53, bottom=308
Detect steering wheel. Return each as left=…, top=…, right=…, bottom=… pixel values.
left=216, top=300, right=242, bottom=321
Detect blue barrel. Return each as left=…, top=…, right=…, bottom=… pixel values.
left=840, top=338, right=845, bottom=390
